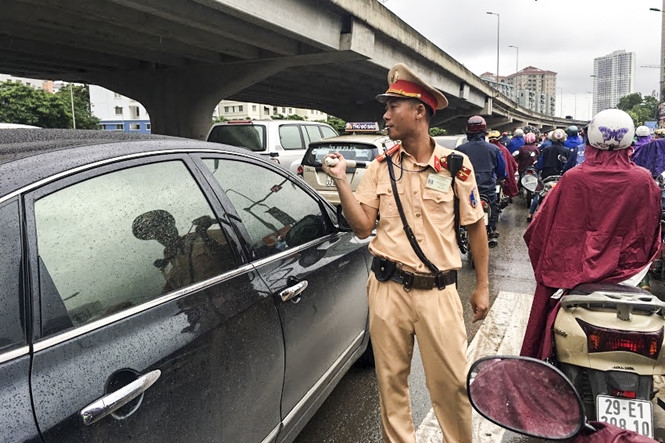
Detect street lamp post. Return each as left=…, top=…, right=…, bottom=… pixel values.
left=487, top=12, right=500, bottom=85
left=650, top=6, right=665, bottom=102
left=508, top=45, right=519, bottom=74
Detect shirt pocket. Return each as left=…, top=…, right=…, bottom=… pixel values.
left=377, top=182, right=400, bottom=218
left=422, top=188, right=453, bottom=224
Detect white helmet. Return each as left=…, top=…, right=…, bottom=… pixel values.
left=588, top=109, right=635, bottom=150
left=551, top=128, right=567, bottom=142
left=513, top=128, right=524, bottom=137
left=636, top=125, right=650, bottom=137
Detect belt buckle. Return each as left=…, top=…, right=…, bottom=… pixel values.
left=412, top=274, right=434, bottom=290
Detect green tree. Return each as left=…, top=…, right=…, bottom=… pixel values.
left=55, top=84, right=100, bottom=129
left=322, top=115, right=346, bottom=133
left=429, top=127, right=447, bottom=136
left=0, top=81, right=70, bottom=127
left=616, top=92, right=659, bottom=127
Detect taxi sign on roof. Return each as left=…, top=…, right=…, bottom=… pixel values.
left=345, top=122, right=381, bottom=133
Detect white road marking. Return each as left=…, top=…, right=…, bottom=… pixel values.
left=415, top=291, right=534, bottom=443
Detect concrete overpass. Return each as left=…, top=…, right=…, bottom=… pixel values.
left=0, top=0, right=586, bottom=139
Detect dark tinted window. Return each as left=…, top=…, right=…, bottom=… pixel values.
left=303, top=143, right=379, bottom=167
left=207, top=124, right=266, bottom=151
left=0, top=199, right=25, bottom=351
left=279, top=125, right=304, bottom=150
left=203, top=159, right=330, bottom=259
left=35, top=161, right=237, bottom=331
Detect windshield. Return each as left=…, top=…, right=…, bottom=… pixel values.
left=207, top=124, right=266, bottom=152
left=303, top=143, right=379, bottom=167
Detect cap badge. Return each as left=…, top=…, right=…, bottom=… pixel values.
left=390, top=70, right=399, bottom=84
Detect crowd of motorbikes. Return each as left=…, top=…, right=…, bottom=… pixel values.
left=465, top=127, right=665, bottom=442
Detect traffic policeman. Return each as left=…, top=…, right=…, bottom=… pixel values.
left=322, top=63, right=490, bottom=443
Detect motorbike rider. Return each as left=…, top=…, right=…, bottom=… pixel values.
left=499, top=131, right=511, bottom=147
left=632, top=125, right=653, bottom=157
left=456, top=116, right=507, bottom=241
left=507, top=128, right=525, bottom=154
left=488, top=130, right=519, bottom=204
left=537, top=128, right=570, bottom=179
left=562, top=125, right=589, bottom=173
left=520, top=109, right=662, bottom=359
left=514, top=132, right=540, bottom=176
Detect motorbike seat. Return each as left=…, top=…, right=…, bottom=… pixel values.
left=569, top=282, right=652, bottom=296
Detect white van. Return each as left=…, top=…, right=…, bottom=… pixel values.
left=206, top=120, right=338, bottom=173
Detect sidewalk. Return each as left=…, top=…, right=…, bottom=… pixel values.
left=415, top=290, right=534, bottom=443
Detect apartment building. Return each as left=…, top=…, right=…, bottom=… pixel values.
left=592, top=50, right=635, bottom=114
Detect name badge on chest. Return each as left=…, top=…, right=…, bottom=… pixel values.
left=425, top=173, right=452, bottom=193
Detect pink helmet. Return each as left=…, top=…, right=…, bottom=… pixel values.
left=524, top=133, right=537, bottom=144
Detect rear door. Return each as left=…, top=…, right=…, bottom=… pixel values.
left=26, top=155, right=284, bottom=442
left=197, top=154, right=371, bottom=426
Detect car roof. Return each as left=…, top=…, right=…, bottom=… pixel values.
left=211, top=120, right=330, bottom=126
left=0, top=129, right=259, bottom=198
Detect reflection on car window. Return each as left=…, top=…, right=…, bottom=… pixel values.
left=203, top=159, right=330, bottom=259
left=304, top=143, right=378, bottom=166
left=34, top=161, right=237, bottom=331
left=0, top=200, right=25, bottom=352
left=279, top=125, right=303, bottom=150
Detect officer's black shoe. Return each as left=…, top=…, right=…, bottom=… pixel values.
left=488, top=238, right=498, bottom=248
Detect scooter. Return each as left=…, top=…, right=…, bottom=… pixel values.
left=521, top=172, right=562, bottom=216
left=467, top=355, right=658, bottom=442
left=552, top=283, right=665, bottom=439
left=519, top=166, right=538, bottom=209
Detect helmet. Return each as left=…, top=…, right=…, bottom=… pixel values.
left=501, top=131, right=508, bottom=136
left=466, top=115, right=487, bottom=133
left=636, top=126, right=650, bottom=137
left=587, top=109, right=635, bottom=150
left=487, top=130, right=501, bottom=140
left=524, top=133, right=537, bottom=144
left=551, top=129, right=567, bottom=142
left=513, top=128, right=524, bottom=137
left=566, top=125, right=579, bottom=137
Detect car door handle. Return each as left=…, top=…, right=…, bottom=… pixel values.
left=279, top=280, right=309, bottom=302
left=80, top=369, right=161, bottom=426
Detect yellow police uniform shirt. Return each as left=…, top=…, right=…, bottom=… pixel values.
left=354, top=139, right=484, bottom=273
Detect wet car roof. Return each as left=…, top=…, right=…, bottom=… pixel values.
left=0, top=129, right=252, bottom=197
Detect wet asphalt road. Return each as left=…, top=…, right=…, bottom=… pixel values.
left=294, top=196, right=538, bottom=443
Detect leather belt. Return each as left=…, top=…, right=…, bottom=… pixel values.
left=371, top=256, right=457, bottom=291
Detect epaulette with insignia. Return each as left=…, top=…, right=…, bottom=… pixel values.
left=376, top=143, right=401, bottom=162
left=440, top=155, right=472, bottom=181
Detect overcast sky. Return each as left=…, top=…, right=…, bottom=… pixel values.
left=383, top=0, right=663, bottom=120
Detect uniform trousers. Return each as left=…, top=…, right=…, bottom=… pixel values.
left=367, top=274, right=471, bottom=443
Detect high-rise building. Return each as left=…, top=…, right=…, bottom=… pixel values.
left=592, top=50, right=636, bottom=114
left=502, top=66, right=557, bottom=116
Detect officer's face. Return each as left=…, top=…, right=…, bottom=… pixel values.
left=383, top=98, right=419, bottom=141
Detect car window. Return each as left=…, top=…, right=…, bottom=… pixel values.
left=202, top=159, right=330, bottom=259
left=0, top=199, right=26, bottom=352
left=279, top=125, right=304, bottom=150
left=207, top=124, right=266, bottom=152
left=304, top=125, right=324, bottom=145
left=303, top=142, right=379, bottom=166
left=34, top=161, right=237, bottom=331
left=320, top=125, right=337, bottom=139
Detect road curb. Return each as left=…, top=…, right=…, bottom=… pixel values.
left=415, top=291, right=534, bottom=443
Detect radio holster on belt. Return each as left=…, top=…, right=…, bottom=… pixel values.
left=381, top=154, right=456, bottom=290
left=446, top=152, right=467, bottom=254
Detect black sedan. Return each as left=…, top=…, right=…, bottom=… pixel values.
left=0, top=129, right=373, bottom=443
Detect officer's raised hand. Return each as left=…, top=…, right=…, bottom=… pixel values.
left=321, top=152, right=347, bottom=182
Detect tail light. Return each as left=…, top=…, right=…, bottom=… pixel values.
left=297, top=165, right=303, bottom=177
left=577, top=319, right=663, bottom=359
left=611, top=388, right=636, bottom=399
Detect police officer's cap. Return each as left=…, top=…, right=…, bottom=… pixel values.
left=375, top=63, right=448, bottom=115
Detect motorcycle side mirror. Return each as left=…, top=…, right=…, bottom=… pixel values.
left=558, top=154, right=567, bottom=163
left=467, top=356, right=585, bottom=440
left=520, top=174, right=539, bottom=192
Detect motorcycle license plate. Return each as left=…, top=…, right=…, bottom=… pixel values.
left=596, top=395, right=653, bottom=438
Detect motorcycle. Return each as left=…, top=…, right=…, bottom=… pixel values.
left=461, top=193, right=496, bottom=269
left=552, top=283, right=665, bottom=439
left=467, top=355, right=658, bottom=442
left=519, top=166, right=538, bottom=209
left=521, top=172, right=562, bottom=216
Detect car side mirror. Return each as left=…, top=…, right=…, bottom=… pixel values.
left=335, top=204, right=353, bottom=232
